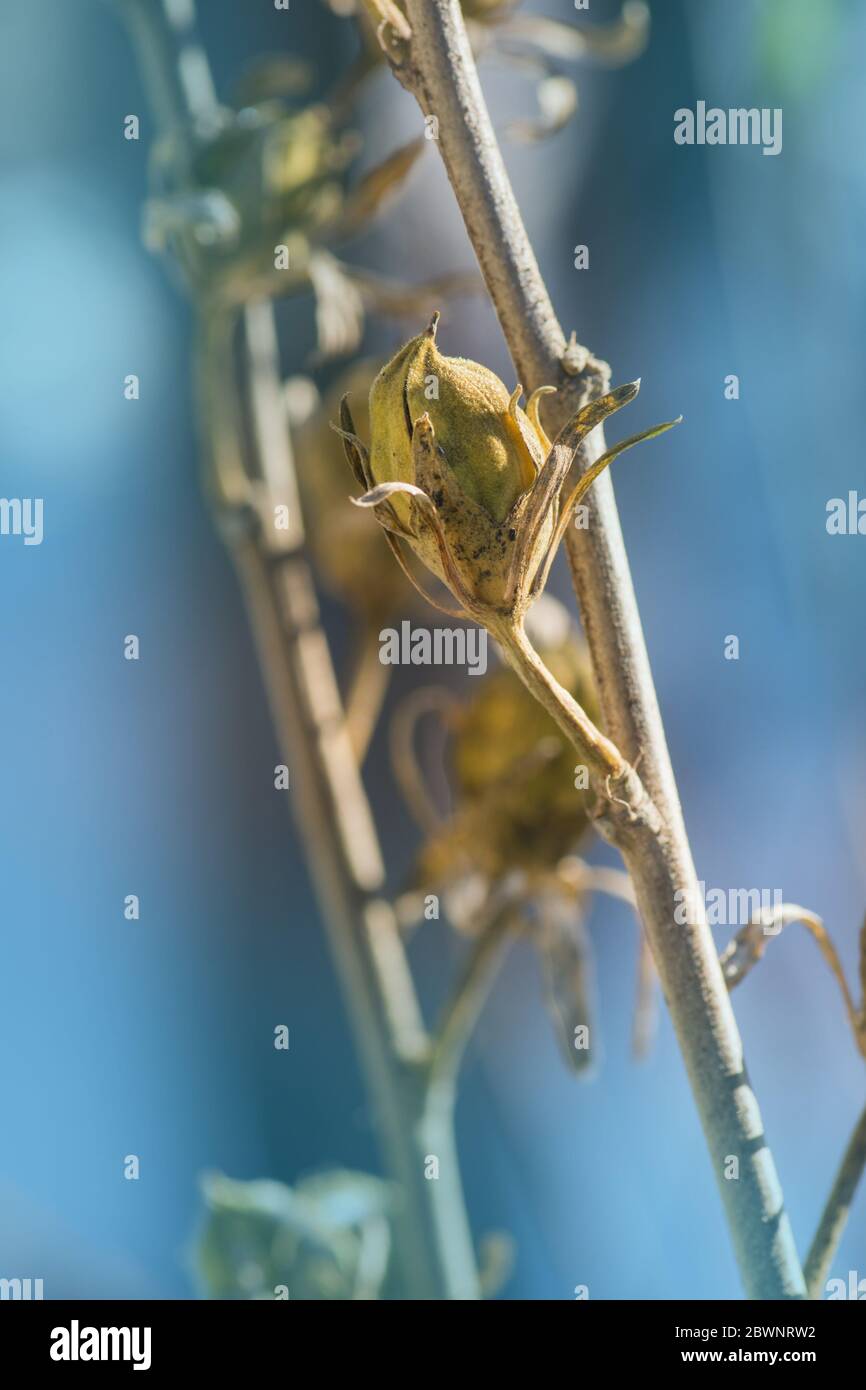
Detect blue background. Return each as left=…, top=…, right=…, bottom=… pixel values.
left=1, top=0, right=864, bottom=1298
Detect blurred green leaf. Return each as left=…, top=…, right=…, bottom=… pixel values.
left=758, top=0, right=842, bottom=98
left=195, top=1169, right=392, bottom=1300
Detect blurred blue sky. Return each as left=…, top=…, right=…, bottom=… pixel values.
left=1, top=0, right=864, bottom=1299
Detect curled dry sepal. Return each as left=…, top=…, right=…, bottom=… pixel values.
left=293, top=360, right=419, bottom=623
left=721, top=905, right=866, bottom=1061
left=345, top=0, right=649, bottom=143
left=468, top=0, right=650, bottom=145
left=335, top=313, right=680, bottom=632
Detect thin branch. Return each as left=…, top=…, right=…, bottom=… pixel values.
left=344, top=623, right=391, bottom=763
left=204, top=296, right=481, bottom=1300
left=115, top=0, right=481, bottom=1301
left=632, top=929, right=658, bottom=1061
left=805, top=1102, right=866, bottom=1299
left=557, top=855, right=657, bottom=1058
left=396, top=0, right=806, bottom=1299
left=389, top=685, right=458, bottom=834
left=429, top=897, right=521, bottom=1086
left=557, top=857, right=637, bottom=909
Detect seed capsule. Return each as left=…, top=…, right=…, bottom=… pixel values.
left=342, top=314, right=680, bottom=623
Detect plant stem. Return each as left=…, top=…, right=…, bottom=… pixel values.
left=489, top=616, right=805, bottom=1293
left=113, top=0, right=481, bottom=1300
left=394, top=0, right=806, bottom=1295
left=197, top=298, right=481, bottom=1300
left=345, top=623, right=391, bottom=762
left=429, top=898, right=520, bottom=1086
left=804, top=1101, right=866, bottom=1298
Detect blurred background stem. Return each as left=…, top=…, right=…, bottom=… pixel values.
left=113, top=0, right=481, bottom=1300
left=345, top=623, right=392, bottom=762
left=805, top=1100, right=866, bottom=1298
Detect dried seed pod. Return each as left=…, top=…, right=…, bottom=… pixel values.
left=361, top=315, right=552, bottom=612
left=345, top=315, right=679, bottom=623
left=369, top=319, right=542, bottom=524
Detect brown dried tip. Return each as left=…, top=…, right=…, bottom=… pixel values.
left=425, top=310, right=441, bottom=340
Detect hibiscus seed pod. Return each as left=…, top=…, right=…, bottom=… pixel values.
left=347, top=315, right=679, bottom=623
left=360, top=314, right=554, bottom=612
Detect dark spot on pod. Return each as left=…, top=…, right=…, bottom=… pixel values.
left=508, top=528, right=516, bottom=541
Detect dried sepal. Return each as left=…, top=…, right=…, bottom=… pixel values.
left=344, top=265, right=482, bottom=318
left=531, top=409, right=682, bottom=598
left=335, top=395, right=371, bottom=489
left=523, top=380, right=640, bottom=528
left=494, top=2, right=649, bottom=67
left=525, top=385, right=555, bottom=449
left=381, top=531, right=468, bottom=620
left=720, top=903, right=866, bottom=1060
left=295, top=362, right=421, bottom=622
left=352, top=472, right=478, bottom=613
left=505, top=74, right=578, bottom=145
left=308, top=250, right=365, bottom=360
left=507, top=379, right=642, bottom=602
left=360, top=0, right=412, bottom=54
left=538, top=889, right=597, bottom=1077
left=556, top=854, right=656, bottom=1061
left=319, top=137, right=426, bottom=243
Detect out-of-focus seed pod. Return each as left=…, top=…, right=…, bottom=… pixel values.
left=414, top=599, right=599, bottom=884
left=146, top=101, right=356, bottom=305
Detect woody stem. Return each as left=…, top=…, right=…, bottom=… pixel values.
left=400, top=0, right=806, bottom=1299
